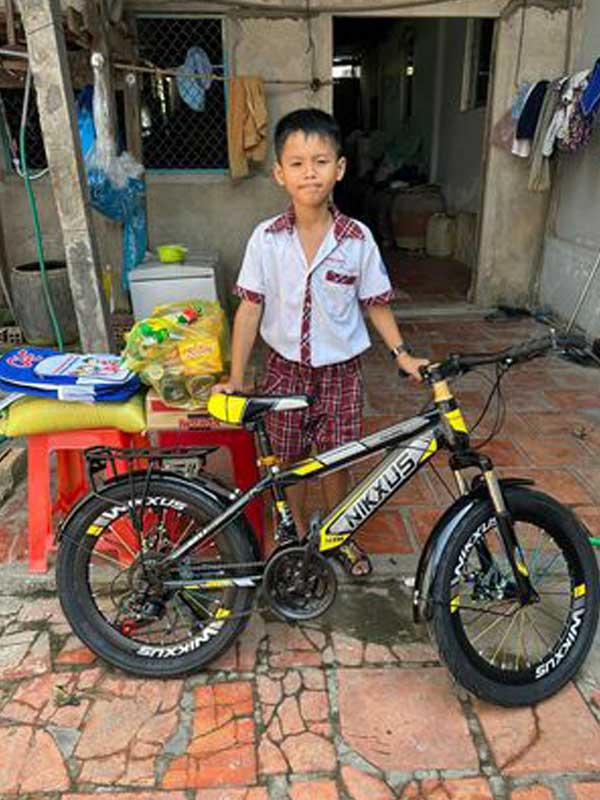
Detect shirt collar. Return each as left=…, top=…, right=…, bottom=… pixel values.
left=265, top=204, right=364, bottom=242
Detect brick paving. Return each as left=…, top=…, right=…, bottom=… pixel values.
left=0, top=314, right=600, bottom=798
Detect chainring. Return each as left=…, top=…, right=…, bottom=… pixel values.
left=263, top=545, right=337, bottom=621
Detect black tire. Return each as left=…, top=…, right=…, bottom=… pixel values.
left=431, top=487, right=599, bottom=706
left=56, top=475, right=256, bottom=678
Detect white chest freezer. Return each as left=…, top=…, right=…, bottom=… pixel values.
left=129, top=254, right=219, bottom=320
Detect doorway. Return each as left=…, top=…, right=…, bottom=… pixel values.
left=333, top=16, right=495, bottom=308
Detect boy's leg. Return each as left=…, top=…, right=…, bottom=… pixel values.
left=285, top=449, right=311, bottom=536
left=313, top=358, right=372, bottom=577
left=322, top=468, right=371, bottom=576
left=261, top=350, right=313, bottom=538
left=322, top=466, right=349, bottom=509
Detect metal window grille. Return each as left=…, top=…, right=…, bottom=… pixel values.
left=136, top=16, right=228, bottom=171
left=0, top=88, right=127, bottom=173
left=0, top=88, right=47, bottom=171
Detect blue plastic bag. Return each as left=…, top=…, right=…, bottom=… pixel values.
left=77, top=84, right=147, bottom=288
left=76, top=85, right=96, bottom=158
left=87, top=164, right=148, bottom=288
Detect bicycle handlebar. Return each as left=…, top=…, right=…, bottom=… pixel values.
left=420, top=331, right=589, bottom=382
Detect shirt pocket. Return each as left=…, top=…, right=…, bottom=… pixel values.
left=322, top=268, right=358, bottom=317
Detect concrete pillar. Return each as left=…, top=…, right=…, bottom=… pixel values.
left=473, top=4, right=577, bottom=308
left=17, top=0, right=111, bottom=351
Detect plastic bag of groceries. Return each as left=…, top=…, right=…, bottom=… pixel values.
left=121, top=299, right=230, bottom=407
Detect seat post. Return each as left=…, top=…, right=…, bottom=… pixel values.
left=253, top=419, right=297, bottom=542
left=254, top=418, right=275, bottom=460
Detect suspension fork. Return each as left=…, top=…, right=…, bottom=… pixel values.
left=449, top=452, right=538, bottom=605
left=482, top=462, right=539, bottom=605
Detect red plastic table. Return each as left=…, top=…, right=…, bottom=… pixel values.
left=156, top=426, right=264, bottom=551
left=25, top=424, right=264, bottom=573
left=26, top=429, right=150, bottom=573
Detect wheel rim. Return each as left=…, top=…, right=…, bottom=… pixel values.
left=449, top=516, right=586, bottom=684
left=81, top=499, right=234, bottom=650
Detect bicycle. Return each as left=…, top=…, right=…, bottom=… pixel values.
left=56, top=331, right=600, bottom=707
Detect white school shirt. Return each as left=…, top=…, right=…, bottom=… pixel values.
left=234, top=206, right=393, bottom=368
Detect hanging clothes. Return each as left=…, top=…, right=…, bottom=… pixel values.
left=176, top=47, right=213, bottom=112
left=543, top=71, right=589, bottom=156
left=513, top=80, right=548, bottom=158
left=528, top=79, right=562, bottom=193
left=512, top=82, right=533, bottom=119
left=556, top=93, right=595, bottom=154
left=491, top=108, right=517, bottom=153
left=580, top=57, right=600, bottom=116
left=227, top=76, right=268, bottom=179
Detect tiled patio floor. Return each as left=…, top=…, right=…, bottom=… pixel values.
left=1, top=313, right=600, bottom=799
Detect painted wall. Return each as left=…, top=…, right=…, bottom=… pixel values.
left=0, top=175, right=123, bottom=302
left=538, top=2, right=600, bottom=337
left=435, top=18, right=487, bottom=215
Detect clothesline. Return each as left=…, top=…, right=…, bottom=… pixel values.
left=113, top=61, right=330, bottom=89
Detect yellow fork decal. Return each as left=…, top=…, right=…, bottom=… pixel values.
left=445, top=408, right=468, bottom=433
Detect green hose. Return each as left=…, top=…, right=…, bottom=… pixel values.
left=20, top=69, right=63, bottom=351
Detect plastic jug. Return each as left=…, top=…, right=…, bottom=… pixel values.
left=426, top=213, right=456, bottom=258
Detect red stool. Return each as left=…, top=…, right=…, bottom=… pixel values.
left=26, top=428, right=149, bottom=573
left=157, top=428, right=264, bottom=552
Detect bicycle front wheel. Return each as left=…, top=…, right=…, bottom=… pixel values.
left=56, top=475, right=257, bottom=678
left=431, top=486, right=599, bottom=706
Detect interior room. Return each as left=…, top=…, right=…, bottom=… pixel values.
left=333, top=15, right=495, bottom=309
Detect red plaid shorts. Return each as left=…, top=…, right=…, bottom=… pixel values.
left=260, top=349, right=364, bottom=462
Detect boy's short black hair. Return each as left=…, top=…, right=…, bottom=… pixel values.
left=274, top=108, right=342, bottom=161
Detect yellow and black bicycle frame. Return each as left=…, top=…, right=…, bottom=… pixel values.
left=163, top=379, right=484, bottom=570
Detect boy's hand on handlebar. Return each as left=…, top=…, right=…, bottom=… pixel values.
left=397, top=352, right=430, bottom=382
left=211, top=378, right=244, bottom=395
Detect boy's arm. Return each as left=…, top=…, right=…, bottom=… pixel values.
left=366, top=303, right=428, bottom=381
left=214, top=299, right=262, bottom=393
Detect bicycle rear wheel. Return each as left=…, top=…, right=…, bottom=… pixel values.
left=431, top=487, right=599, bottom=706
left=56, top=475, right=256, bottom=677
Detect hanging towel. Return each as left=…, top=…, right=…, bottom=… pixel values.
left=177, top=47, right=213, bottom=112
left=528, top=79, right=562, bottom=193
left=227, top=76, right=268, bottom=179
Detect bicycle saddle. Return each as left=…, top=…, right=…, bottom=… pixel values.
left=207, top=392, right=311, bottom=426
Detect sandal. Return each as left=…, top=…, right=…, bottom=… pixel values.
left=335, top=541, right=373, bottom=578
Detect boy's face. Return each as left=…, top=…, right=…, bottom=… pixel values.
left=273, top=132, right=346, bottom=209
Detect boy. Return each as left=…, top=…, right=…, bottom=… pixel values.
left=215, top=108, right=427, bottom=576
